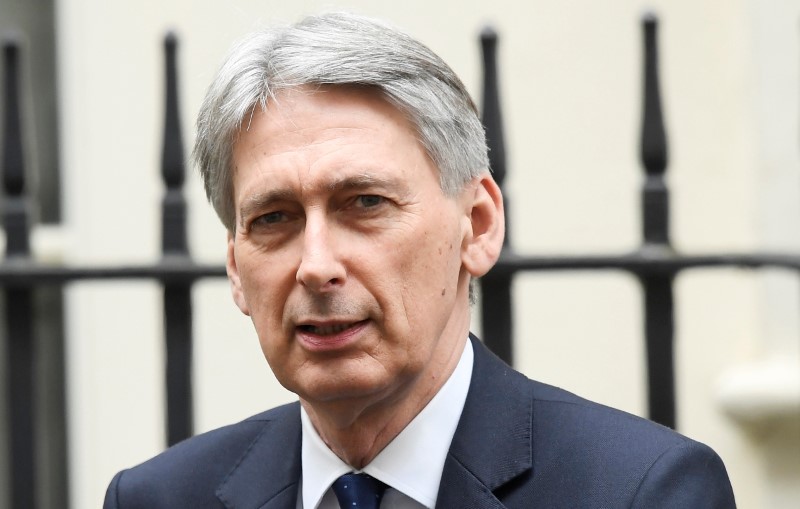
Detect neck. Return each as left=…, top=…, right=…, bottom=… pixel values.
left=301, top=331, right=468, bottom=469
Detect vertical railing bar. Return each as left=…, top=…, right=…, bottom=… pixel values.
left=161, top=32, right=193, bottom=446
left=37, top=287, right=70, bottom=509
left=638, top=13, right=676, bottom=429
left=479, top=27, right=514, bottom=365
left=2, top=37, right=37, bottom=508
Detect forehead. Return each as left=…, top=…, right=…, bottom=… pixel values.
left=236, top=86, right=415, bottom=151
left=231, top=86, right=439, bottom=199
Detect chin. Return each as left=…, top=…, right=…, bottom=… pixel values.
left=293, top=370, right=397, bottom=406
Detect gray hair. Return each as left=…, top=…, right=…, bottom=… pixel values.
left=193, top=12, right=489, bottom=231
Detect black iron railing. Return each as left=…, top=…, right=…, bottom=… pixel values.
left=478, top=14, right=800, bottom=432
left=1, top=34, right=223, bottom=509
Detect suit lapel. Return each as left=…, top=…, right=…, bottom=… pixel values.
left=216, top=403, right=302, bottom=509
left=436, top=335, right=533, bottom=509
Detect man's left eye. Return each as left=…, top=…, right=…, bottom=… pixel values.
left=356, top=195, right=384, bottom=208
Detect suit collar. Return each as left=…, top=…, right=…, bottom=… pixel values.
left=436, top=335, right=533, bottom=508
left=216, top=403, right=302, bottom=509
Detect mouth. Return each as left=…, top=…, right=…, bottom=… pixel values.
left=296, top=320, right=368, bottom=337
left=294, top=319, right=369, bottom=351
left=298, top=322, right=356, bottom=336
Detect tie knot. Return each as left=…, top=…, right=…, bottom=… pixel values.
left=332, top=473, right=388, bottom=508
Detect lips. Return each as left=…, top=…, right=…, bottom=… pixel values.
left=295, top=319, right=369, bottom=350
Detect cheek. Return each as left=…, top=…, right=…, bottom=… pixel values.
left=415, top=223, right=461, bottom=286
left=391, top=228, right=461, bottom=322
left=237, top=252, right=296, bottom=334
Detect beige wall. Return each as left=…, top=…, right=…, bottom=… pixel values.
left=53, top=0, right=799, bottom=507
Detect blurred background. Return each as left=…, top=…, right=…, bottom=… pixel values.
left=1, top=0, right=799, bottom=507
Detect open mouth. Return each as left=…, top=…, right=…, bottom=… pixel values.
left=298, top=322, right=362, bottom=336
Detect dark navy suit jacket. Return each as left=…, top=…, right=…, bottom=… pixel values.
left=104, top=336, right=736, bottom=508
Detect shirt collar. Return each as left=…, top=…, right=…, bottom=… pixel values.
left=301, top=338, right=474, bottom=509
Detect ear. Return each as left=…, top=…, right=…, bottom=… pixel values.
left=226, top=231, right=251, bottom=316
left=461, top=173, right=505, bottom=277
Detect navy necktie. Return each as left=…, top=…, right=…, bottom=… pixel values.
left=332, top=473, right=388, bottom=509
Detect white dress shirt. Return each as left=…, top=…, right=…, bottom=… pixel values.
left=298, top=339, right=474, bottom=509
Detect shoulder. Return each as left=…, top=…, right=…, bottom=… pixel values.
left=526, top=380, right=735, bottom=507
left=467, top=340, right=734, bottom=506
left=103, top=402, right=300, bottom=509
left=471, top=337, right=726, bottom=471
left=530, top=379, right=697, bottom=459
left=530, top=379, right=682, bottom=444
left=124, top=402, right=299, bottom=477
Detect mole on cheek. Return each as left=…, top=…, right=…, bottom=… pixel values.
left=441, top=288, right=446, bottom=296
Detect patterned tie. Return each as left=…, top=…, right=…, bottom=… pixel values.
left=332, top=473, right=388, bottom=509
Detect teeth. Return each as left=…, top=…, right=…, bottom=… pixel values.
left=306, top=323, right=352, bottom=335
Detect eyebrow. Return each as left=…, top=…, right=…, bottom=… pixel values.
left=326, top=173, right=409, bottom=194
left=236, top=172, right=411, bottom=229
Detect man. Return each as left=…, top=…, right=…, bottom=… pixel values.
left=104, top=12, right=736, bottom=508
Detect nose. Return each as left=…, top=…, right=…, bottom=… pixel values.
left=296, top=215, right=346, bottom=292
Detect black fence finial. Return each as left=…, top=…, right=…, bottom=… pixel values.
left=161, top=31, right=188, bottom=256
left=481, top=26, right=507, bottom=191
left=2, top=38, right=31, bottom=257
left=640, top=13, right=670, bottom=246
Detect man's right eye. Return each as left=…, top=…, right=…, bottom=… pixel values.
left=252, top=211, right=286, bottom=226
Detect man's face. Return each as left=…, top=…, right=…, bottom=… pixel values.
left=227, top=87, right=479, bottom=413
